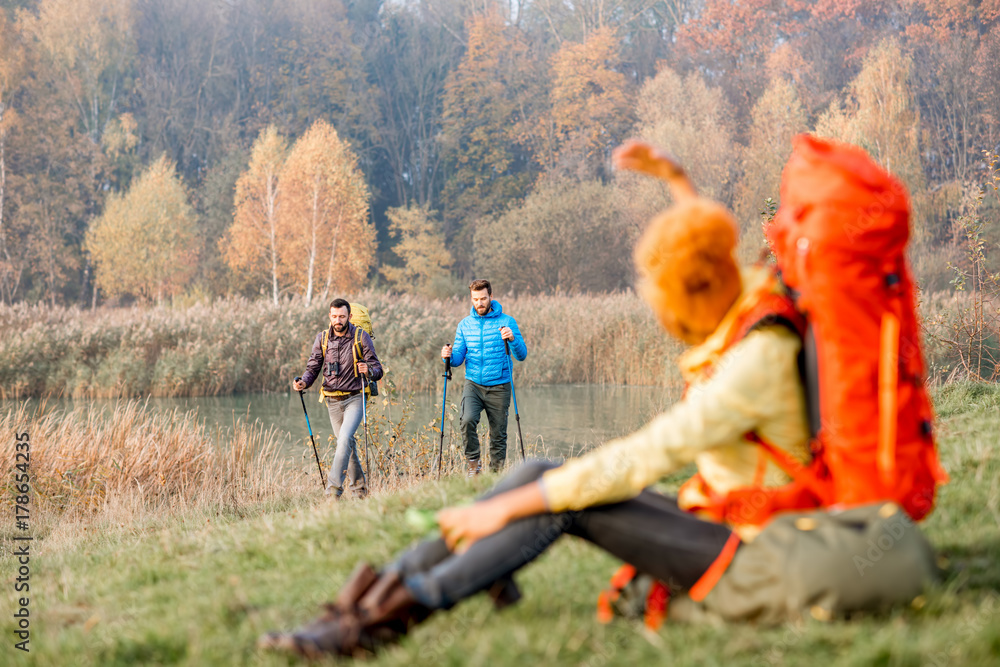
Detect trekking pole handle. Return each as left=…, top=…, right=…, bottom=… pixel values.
left=442, top=347, right=452, bottom=380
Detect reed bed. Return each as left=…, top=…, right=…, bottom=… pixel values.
left=349, top=379, right=555, bottom=489
left=2, top=286, right=991, bottom=400
left=0, top=393, right=531, bottom=537
left=0, top=291, right=682, bottom=399
left=0, top=399, right=315, bottom=537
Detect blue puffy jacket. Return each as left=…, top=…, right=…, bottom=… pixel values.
left=448, top=300, right=527, bottom=386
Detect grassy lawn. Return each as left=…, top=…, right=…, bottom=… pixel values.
left=3, top=382, right=1000, bottom=666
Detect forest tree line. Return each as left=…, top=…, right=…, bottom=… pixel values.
left=1, top=0, right=999, bottom=306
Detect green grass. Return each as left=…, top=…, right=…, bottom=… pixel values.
left=3, top=383, right=1000, bottom=666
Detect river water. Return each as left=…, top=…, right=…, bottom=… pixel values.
left=8, top=383, right=681, bottom=460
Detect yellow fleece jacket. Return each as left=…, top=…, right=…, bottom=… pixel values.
left=540, top=268, right=810, bottom=537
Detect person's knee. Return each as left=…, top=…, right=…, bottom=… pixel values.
left=505, top=459, right=558, bottom=485
left=460, top=414, right=480, bottom=432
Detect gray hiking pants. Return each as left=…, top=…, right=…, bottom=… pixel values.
left=392, top=460, right=734, bottom=610
left=460, top=380, right=511, bottom=471
left=325, top=393, right=366, bottom=496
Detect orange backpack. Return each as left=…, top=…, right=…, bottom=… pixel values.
left=760, top=134, right=948, bottom=521
left=598, top=136, right=949, bottom=628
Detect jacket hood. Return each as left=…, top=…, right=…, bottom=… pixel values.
left=469, top=300, right=503, bottom=319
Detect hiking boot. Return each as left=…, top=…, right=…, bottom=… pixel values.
left=258, top=564, right=432, bottom=659
left=467, top=459, right=482, bottom=477
left=348, top=479, right=369, bottom=500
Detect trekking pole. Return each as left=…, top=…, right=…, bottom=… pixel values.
left=361, top=375, right=372, bottom=487
left=295, top=377, right=326, bottom=489
left=504, top=339, right=526, bottom=461
left=436, top=355, right=452, bottom=479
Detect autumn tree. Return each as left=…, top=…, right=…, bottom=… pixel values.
left=816, top=38, right=925, bottom=234
left=18, top=0, right=135, bottom=146
left=279, top=119, right=374, bottom=303
left=222, top=125, right=288, bottom=305
left=612, top=65, right=739, bottom=248
left=816, top=39, right=923, bottom=187
left=381, top=204, right=452, bottom=297
left=0, top=12, right=27, bottom=304
left=545, top=26, right=634, bottom=179
left=85, top=155, right=198, bottom=302
left=735, top=77, right=807, bottom=255
left=440, top=10, right=542, bottom=268
left=474, top=178, right=635, bottom=294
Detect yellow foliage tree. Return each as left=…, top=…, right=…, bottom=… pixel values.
left=85, top=155, right=197, bottom=302
left=381, top=205, right=452, bottom=297
left=816, top=38, right=924, bottom=191
left=222, top=125, right=287, bottom=305
left=279, top=119, right=373, bottom=303
left=18, top=0, right=134, bottom=145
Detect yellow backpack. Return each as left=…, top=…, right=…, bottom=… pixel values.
left=319, top=303, right=378, bottom=401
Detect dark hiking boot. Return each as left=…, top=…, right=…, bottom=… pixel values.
left=467, top=458, right=482, bottom=477
left=258, top=564, right=432, bottom=659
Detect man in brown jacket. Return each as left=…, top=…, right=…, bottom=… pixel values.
left=293, top=298, right=383, bottom=499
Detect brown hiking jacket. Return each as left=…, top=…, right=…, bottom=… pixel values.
left=301, top=323, right=383, bottom=395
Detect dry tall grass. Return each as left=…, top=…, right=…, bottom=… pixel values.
left=0, top=291, right=683, bottom=399
left=0, top=400, right=314, bottom=539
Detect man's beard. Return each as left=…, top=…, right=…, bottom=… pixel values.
left=475, top=302, right=490, bottom=315
left=333, top=322, right=347, bottom=333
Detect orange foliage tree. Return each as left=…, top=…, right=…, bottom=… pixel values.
left=18, top=0, right=134, bottom=146
left=222, top=125, right=288, bottom=305
left=279, top=119, right=373, bottom=304
left=546, top=26, right=634, bottom=178
left=440, top=10, right=541, bottom=262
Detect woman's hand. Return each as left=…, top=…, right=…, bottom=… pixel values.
left=437, top=500, right=511, bottom=553
left=436, top=480, right=549, bottom=553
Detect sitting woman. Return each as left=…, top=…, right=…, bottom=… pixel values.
left=258, top=139, right=937, bottom=659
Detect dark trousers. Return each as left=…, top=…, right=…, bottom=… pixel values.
left=392, top=460, right=734, bottom=610
left=460, top=380, right=511, bottom=470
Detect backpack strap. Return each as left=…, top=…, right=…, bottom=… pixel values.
left=353, top=325, right=361, bottom=378
left=878, top=307, right=900, bottom=490
left=352, top=326, right=373, bottom=397
left=745, top=432, right=830, bottom=503
left=725, top=290, right=806, bottom=349
left=688, top=532, right=741, bottom=602
left=595, top=564, right=671, bottom=631
left=318, top=329, right=330, bottom=403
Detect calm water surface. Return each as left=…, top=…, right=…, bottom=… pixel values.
left=8, top=384, right=681, bottom=460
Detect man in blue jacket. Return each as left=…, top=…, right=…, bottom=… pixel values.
left=440, top=279, right=527, bottom=474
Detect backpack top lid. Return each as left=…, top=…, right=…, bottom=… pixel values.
left=768, top=134, right=911, bottom=268
left=348, top=303, right=374, bottom=339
